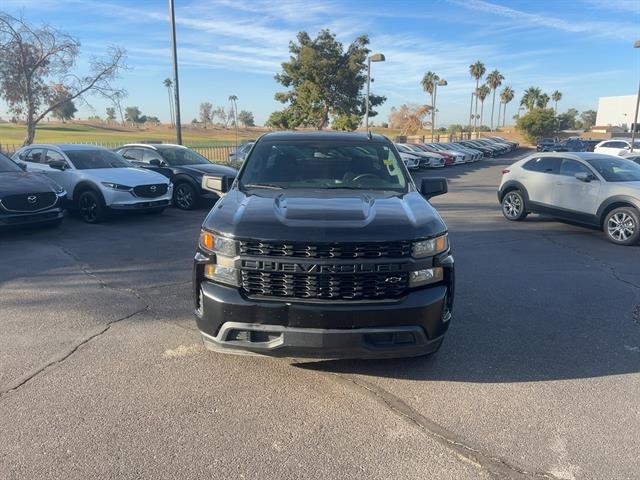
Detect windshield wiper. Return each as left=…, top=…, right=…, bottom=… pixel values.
left=242, top=183, right=284, bottom=190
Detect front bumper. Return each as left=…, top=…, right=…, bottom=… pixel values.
left=109, top=199, right=171, bottom=210
left=0, top=207, right=64, bottom=228
left=194, top=255, right=454, bottom=359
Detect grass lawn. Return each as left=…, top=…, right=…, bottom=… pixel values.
left=0, top=122, right=262, bottom=148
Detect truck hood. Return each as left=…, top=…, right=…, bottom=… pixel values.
left=203, top=189, right=447, bottom=242
left=0, top=171, right=61, bottom=196
left=86, top=167, right=169, bottom=185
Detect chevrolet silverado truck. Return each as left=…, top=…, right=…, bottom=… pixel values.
left=193, top=131, right=454, bottom=359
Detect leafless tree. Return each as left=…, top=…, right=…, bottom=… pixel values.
left=0, top=13, right=127, bottom=144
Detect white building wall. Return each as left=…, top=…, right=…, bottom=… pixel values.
left=595, top=95, right=637, bottom=128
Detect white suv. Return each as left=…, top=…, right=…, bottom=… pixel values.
left=498, top=152, right=640, bottom=245
left=594, top=138, right=640, bottom=157
left=13, top=144, right=172, bottom=223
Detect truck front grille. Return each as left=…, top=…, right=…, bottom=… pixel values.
left=239, top=240, right=411, bottom=259
left=241, top=271, right=408, bottom=300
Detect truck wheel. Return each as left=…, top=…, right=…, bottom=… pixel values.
left=77, top=190, right=106, bottom=223
left=502, top=190, right=528, bottom=221
left=605, top=207, right=639, bottom=245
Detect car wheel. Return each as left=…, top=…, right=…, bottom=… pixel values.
left=77, top=190, right=106, bottom=223
left=605, top=207, right=640, bottom=246
left=502, top=190, right=528, bottom=221
left=173, top=182, right=198, bottom=210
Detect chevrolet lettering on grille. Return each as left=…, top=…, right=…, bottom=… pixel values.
left=241, top=259, right=406, bottom=274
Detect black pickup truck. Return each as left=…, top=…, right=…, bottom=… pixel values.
left=193, top=132, right=455, bottom=359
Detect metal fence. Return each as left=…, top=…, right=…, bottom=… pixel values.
left=0, top=142, right=238, bottom=166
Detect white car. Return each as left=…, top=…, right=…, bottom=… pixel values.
left=398, top=152, right=420, bottom=170
left=498, top=152, right=640, bottom=245
left=594, top=138, right=640, bottom=157
left=397, top=143, right=446, bottom=168
left=13, top=144, right=172, bottom=223
left=423, top=143, right=466, bottom=165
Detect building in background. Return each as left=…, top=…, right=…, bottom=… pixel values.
left=595, top=95, right=636, bottom=131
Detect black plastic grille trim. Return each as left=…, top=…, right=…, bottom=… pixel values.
left=0, top=192, right=57, bottom=212
left=239, top=240, right=411, bottom=259
left=133, top=184, right=168, bottom=198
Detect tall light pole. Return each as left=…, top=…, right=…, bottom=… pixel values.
left=169, top=0, right=182, bottom=145
left=365, top=52, right=385, bottom=131
left=630, top=39, right=640, bottom=153
left=432, top=79, right=447, bottom=142
left=468, top=92, right=475, bottom=139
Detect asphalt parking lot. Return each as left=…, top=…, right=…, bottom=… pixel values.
left=1, top=150, right=639, bottom=480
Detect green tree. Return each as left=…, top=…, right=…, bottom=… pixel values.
left=556, top=108, right=579, bottom=130
left=273, top=29, right=385, bottom=130
left=516, top=108, right=557, bottom=143
left=500, top=86, right=515, bottom=127
left=420, top=71, right=439, bottom=131
left=50, top=85, right=77, bottom=122
left=237, top=110, right=255, bottom=127
left=580, top=110, right=596, bottom=130
left=551, top=90, right=562, bottom=112
left=476, top=84, right=490, bottom=129
left=331, top=113, right=361, bottom=131
left=469, top=60, right=485, bottom=131
left=520, top=87, right=542, bottom=112
left=266, top=110, right=293, bottom=130
left=537, top=93, right=550, bottom=109
left=486, top=70, right=504, bottom=131
left=106, top=107, right=116, bottom=122
left=125, top=106, right=141, bottom=123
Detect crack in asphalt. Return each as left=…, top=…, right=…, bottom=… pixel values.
left=326, top=372, right=563, bottom=480
left=0, top=307, right=149, bottom=400
left=539, top=234, right=640, bottom=291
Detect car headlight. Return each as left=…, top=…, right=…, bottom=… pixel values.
left=199, top=230, right=237, bottom=256
left=412, top=234, right=448, bottom=258
left=101, top=182, right=132, bottom=191
left=409, top=267, right=444, bottom=287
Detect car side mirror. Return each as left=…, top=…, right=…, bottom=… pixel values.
left=420, top=177, right=448, bottom=199
left=202, top=174, right=230, bottom=195
left=149, top=159, right=162, bottom=167
left=575, top=172, right=595, bottom=183
left=18, top=162, right=27, bottom=171
left=48, top=159, right=68, bottom=171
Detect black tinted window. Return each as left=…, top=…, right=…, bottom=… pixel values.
left=63, top=149, right=131, bottom=169
left=156, top=147, right=209, bottom=166
left=22, top=149, right=44, bottom=164
left=143, top=149, right=164, bottom=163
left=523, top=157, right=562, bottom=173
left=121, top=149, right=143, bottom=161
left=559, top=159, right=592, bottom=177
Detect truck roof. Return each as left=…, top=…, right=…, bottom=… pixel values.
left=259, top=131, right=389, bottom=143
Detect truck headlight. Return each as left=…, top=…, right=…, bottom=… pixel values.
left=410, top=267, right=443, bottom=287
left=199, top=230, right=237, bottom=256
left=412, top=234, right=448, bottom=258
left=203, top=263, right=239, bottom=287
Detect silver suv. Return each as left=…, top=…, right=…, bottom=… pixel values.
left=498, top=152, right=640, bottom=245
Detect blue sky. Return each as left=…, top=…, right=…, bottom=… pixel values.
left=2, top=0, right=639, bottom=126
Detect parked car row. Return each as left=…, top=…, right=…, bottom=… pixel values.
left=1, top=143, right=238, bottom=230
left=395, top=137, right=519, bottom=170
left=537, top=137, right=612, bottom=153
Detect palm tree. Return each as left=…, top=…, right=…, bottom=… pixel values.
left=520, top=87, right=541, bottom=112
left=469, top=60, right=486, bottom=132
left=421, top=71, right=439, bottom=141
left=500, top=86, right=515, bottom=127
left=551, top=90, right=562, bottom=112
left=485, top=70, right=504, bottom=131
left=537, top=93, right=550, bottom=109
left=228, top=95, right=239, bottom=148
left=163, top=78, right=174, bottom=127
left=476, top=85, right=490, bottom=131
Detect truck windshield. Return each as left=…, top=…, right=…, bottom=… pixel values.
left=239, top=141, right=407, bottom=191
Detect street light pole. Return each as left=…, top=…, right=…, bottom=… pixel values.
left=630, top=40, right=640, bottom=153
left=364, top=53, right=385, bottom=132
left=432, top=79, right=447, bottom=142
left=169, top=0, right=182, bottom=145
left=468, top=92, right=475, bottom=139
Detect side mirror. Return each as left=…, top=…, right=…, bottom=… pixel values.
left=420, top=177, right=448, bottom=199
left=48, top=159, right=68, bottom=171
left=18, top=162, right=27, bottom=171
left=149, top=159, right=162, bottom=167
left=202, top=174, right=230, bottom=195
left=575, top=172, right=595, bottom=183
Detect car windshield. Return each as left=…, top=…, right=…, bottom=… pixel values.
left=239, top=140, right=407, bottom=192
left=586, top=156, right=640, bottom=182
left=63, top=149, right=131, bottom=169
left=0, top=151, right=22, bottom=173
left=157, top=147, right=210, bottom=166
